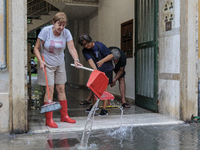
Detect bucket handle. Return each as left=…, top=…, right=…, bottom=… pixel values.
left=71, top=63, right=94, bottom=72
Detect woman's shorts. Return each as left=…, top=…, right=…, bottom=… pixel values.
left=104, top=70, right=113, bottom=85
left=37, top=61, right=67, bottom=86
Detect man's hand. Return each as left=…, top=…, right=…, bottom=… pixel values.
left=110, top=80, right=116, bottom=87
left=96, top=59, right=104, bottom=68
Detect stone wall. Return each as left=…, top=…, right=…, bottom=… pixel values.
left=158, top=0, right=198, bottom=120
left=0, top=0, right=9, bottom=133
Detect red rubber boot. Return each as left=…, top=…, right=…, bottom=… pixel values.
left=59, top=100, right=76, bottom=123
left=44, top=102, right=58, bottom=128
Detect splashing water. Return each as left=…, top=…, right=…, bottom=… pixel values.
left=77, top=100, right=126, bottom=149
left=119, top=106, right=124, bottom=127
left=78, top=98, right=100, bottom=149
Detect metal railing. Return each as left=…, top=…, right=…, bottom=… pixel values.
left=28, top=0, right=52, bottom=18
left=27, top=0, right=36, bottom=5
left=46, top=0, right=99, bottom=4
left=72, top=0, right=99, bottom=3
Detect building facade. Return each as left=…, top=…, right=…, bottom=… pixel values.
left=0, top=0, right=199, bottom=133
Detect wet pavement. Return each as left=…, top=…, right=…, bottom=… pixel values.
left=0, top=76, right=192, bottom=149
left=1, top=123, right=200, bottom=149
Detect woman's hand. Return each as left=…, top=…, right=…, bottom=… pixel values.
left=74, top=60, right=83, bottom=68
left=39, top=60, right=46, bottom=73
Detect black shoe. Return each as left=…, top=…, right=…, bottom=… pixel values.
left=85, top=105, right=99, bottom=112
left=80, top=100, right=91, bottom=105
left=99, top=108, right=108, bottom=116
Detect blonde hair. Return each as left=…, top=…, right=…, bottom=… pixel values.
left=52, top=12, right=67, bottom=24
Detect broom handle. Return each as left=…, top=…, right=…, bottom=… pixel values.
left=42, top=55, right=51, bottom=103
left=70, top=63, right=94, bottom=72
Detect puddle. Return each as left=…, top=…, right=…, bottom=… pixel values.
left=1, top=124, right=200, bottom=150
left=47, top=138, right=79, bottom=148
left=79, top=124, right=200, bottom=150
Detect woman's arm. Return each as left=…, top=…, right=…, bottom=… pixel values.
left=67, top=40, right=83, bottom=67
left=34, top=38, right=46, bottom=72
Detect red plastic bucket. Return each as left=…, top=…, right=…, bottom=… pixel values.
left=94, top=91, right=114, bottom=100
left=86, top=70, right=108, bottom=98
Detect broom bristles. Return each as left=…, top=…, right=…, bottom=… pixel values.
left=40, top=102, right=62, bottom=113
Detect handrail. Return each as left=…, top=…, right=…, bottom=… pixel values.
left=46, top=0, right=99, bottom=4
left=28, top=6, right=50, bottom=18
left=28, top=1, right=51, bottom=19
left=27, top=0, right=99, bottom=23
left=27, top=0, right=36, bottom=5
left=73, top=0, right=99, bottom=3
left=27, top=0, right=46, bottom=9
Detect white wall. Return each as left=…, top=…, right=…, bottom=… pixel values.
left=158, top=0, right=198, bottom=120
left=97, top=0, right=135, bottom=100
left=0, top=0, right=9, bottom=133
left=0, top=70, right=9, bottom=133
left=158, top=0, right=181, bottom=118
left=82, top=11, right=99, bottom=85
left=10, top=0, right=27, bottom=133
left=0, top=0, right=27, bottom=133
left=66, top=11, right=99, bottom=86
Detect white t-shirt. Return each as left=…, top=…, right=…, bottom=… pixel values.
left=38, top=25, right=73, bottom=66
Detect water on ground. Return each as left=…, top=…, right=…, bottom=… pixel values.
left=1, top=123, right=200, bottom=150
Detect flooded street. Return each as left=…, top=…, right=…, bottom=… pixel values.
left=0, top=123, right=200, bottom=149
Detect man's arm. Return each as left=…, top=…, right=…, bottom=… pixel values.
left=88, top=59, right=97, bottom=70
left=96, top=54, right=113, bottom=68
left=110, top=67, right=125, bottom=87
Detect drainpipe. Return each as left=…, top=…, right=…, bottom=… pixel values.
left=0, top=0, right=7, bottom=70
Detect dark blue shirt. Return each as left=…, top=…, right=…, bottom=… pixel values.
left=82, top=41, right=113, bottom=72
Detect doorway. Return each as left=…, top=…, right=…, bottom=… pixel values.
left=135, top=0, right=158, bottom=112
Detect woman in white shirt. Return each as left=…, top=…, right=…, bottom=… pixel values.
left=34, top=12, right=82, bottom=128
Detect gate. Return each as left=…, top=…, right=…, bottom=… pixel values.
left=135, top=0, right=158, bottom=112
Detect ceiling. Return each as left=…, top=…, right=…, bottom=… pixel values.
left=63, top=3, right=98, bottom=20
left=46, top=0, right=98, bottom=20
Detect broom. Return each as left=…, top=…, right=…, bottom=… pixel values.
left=40, top=55, right=62, bottom=113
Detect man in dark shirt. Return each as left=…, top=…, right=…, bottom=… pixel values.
left=79, top=34, right=114, bottom=115
left=109, top=47, right=130, bottom=108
